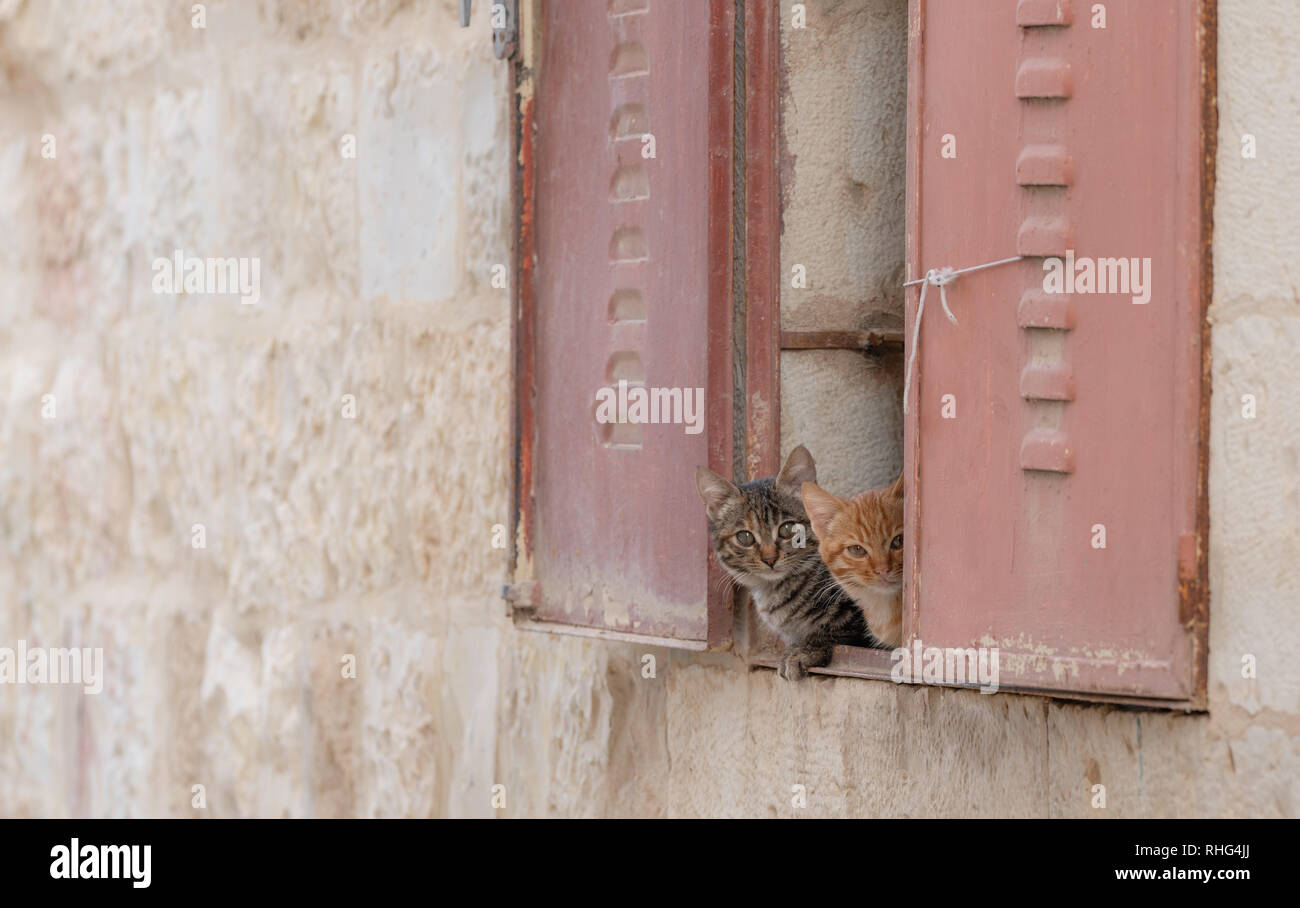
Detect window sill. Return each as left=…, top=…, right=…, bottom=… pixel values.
left=747, top=637, right=1203, bottom=711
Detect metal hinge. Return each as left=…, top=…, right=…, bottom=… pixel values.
left=502, top=580, right=540, bottom=616
left=457, top=0, right=519, bottom=60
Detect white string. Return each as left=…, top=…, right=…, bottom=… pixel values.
left=902, top=255, right=1022, bottom=414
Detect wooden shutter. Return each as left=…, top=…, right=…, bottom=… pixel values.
left=509, top=0, right=735, bottom=648
left=904, top=0, right=1212, bottom=705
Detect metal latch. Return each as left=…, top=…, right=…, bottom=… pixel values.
left=502, top=581, right=540, bottom=616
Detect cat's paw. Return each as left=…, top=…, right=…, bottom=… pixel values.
left=778, top=644, right=831, bottom=681
left=778, top=649, right=810, bottom=681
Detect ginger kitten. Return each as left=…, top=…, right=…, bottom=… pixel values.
left=800, top=474, right=904, bottom=648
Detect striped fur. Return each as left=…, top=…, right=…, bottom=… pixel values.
left=695, top=446, right=875, bottom=680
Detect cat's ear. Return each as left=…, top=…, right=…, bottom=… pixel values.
left=696, top=467, right=739, bottom=520
left=800, top=482, right=840, bottom=538
left=888, top=472, right=905, bottom=501
left=777, top=444, right=817, bottom=491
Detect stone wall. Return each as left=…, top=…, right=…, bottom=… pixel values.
left=0, top=0, right=512, bottom=818
left=0, top=0, right=1296, bottom=818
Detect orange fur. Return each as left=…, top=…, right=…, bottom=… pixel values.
left=801, top=474, right=904, bottom=648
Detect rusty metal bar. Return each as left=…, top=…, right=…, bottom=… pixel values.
left=780, top=328, right=904, bottom=352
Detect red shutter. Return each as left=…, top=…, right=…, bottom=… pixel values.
left=905, top=0, right=1211, bottom=704
left=510, top=0, right=735, bottom=647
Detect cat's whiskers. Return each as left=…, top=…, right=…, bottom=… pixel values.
left=810, top=574, right=852, bottom=604
left=705, top=551, right=746, bottom=600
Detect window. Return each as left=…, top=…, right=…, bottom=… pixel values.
left=508, top=0, right=1212, bottom=710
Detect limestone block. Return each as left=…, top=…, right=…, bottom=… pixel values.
left=256, top=624, right=313, bottom=817
left=1047, top=705, right=1178, bottom=818
left=0, top=594, right=65, bottom=816
left=18, top=341, right=131, bottom=597
left=359, top=45, right=461, bottom=303
left=219, top=62, right=359, bottom=302
left=75, top=580, right=171, bottom=818
left=143, top=88, right=226, bottom=317
left=666, top=662, right=1049, bottom=817
left=1043, top=705, right=1298, bottom=819
left=779, top=0, right=908, bottom=331
left=459, top=56, right=509, bottom=295
left=114, top=326, right=237, bottom=582
left=440, top=623, right=501, bottom=818
left=664, top=660, right=750, bottom=817
left=223, top=314, right=408, bottom=610
left=1208, top=315, right=1300, bottom=715
left=0, top=336, right=60, bottom=593
left=498, top=632, right=669, bottom=818
left=402, top=320, right=510, bottom=602
left=198, top=616, right=265, bottom=816
left=359, top=614, right=441, bottom=817
left=0, top=135, right=33, bottom=277
left=152, top=605, right=213, bottom=818
left=306, top=618, right=366, bottom=818
left=1222, top=726, right=1300, bottom=818
left=779, top=349, right=903, bottom=496
left=1215, top=0, right=1300, bottom=303
left=0, top=0, right=165, bottom=85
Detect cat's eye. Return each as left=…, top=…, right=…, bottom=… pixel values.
left=846, top=544, right=866, bottom=557
left=890, top=534, right=903, bottom=551
left=777, top=521, right=800, bottom=539
left=735, top=530, right=756, bottom=546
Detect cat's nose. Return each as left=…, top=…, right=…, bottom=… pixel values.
left=760, top=548, right=779, bottom=567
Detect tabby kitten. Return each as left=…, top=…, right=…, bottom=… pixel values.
left=800, top=474, right=905, bottom=649
left=695, top=445, right=872, bottom=679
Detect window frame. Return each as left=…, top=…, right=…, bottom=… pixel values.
left=507, top=0, right=1215, bottom=710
